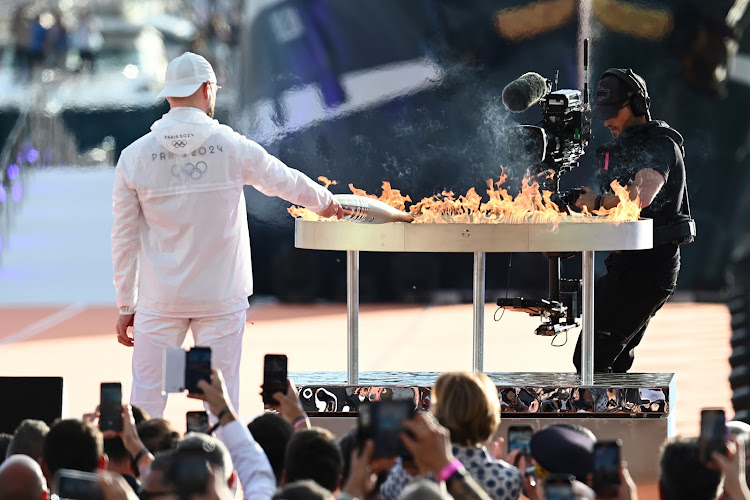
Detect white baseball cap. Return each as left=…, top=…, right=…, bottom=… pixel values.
left=157, top=52, right=217, bottom=98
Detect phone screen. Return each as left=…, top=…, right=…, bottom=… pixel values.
left=545, top=479, right=574, bottom=500
left=262, top=354, right=288, bottom=405
left=508, top=425, right=533, bottom=455
left=185, top=347, right=212, bottom=394
left=99, top=382, right=122, bottom=432
left=593, top=440, right=621, bottom=497
left=362, top=400, right=415, bottom=458
left=186, top=411, right=210, bottom=434
left=358, top=402, right=372, bottom=447
left=54, top=469, right=104, bottom=500
left=700, top=408, right=727, bottom=463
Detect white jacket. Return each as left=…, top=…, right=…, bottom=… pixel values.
left=220, top=419, right=276, bottom=500
left=111, top=106, right=332, bottom=316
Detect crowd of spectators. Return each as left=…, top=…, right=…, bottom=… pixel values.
left=185, top=0, right=243, bottom=85
left=10, top=3, right=102, bottom=80
left=0, top=368, right=749, bottom=500
left=7, top=0, right=243, bottom=94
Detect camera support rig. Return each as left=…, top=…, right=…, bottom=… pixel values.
left=497, top=261, right=582, bottom=336
left=498, top=39, right=592, bottom=336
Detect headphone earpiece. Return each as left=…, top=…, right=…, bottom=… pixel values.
left=602, top=68, right=651, bottom=119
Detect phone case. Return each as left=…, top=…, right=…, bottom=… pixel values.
left=263, top=354, right=288, bottom=404
left=162, top=348, right=186, bottom=395
left=186, top=412, right=210, bottom=433
left=99, top=383, right=122, bottom=432
left=53, top=468, right=103, bottom=500
left=185, top=347, right=212, bottom=394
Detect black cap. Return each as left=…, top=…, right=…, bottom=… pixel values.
left=591, top=74, right=632, bottom=120
left=529, top=426, right=595, bottom=479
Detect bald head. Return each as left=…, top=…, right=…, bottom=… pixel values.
left=0, top=454, right=47, bottom=500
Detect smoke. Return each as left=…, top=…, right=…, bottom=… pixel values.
left=244, top=35, right=563, bottom=206
left=343, top=60, right=527, bottom=201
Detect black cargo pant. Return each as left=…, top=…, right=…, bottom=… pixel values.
left=573, top=258, right=679, bottom=373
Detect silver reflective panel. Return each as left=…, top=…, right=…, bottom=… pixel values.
left=291, top=371, right=673, bottom=416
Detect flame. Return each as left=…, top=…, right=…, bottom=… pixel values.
left=287, top=205, right=323, bottom=220
left=348, top=181, right=412, bottom=211
left=593, top=180, right=642, bottom=221
left=318, top=176, right=338, bottom=189
left=376, top=182, right=412, bottom=212
left=288, top=176, right=339, bottom=219
left=288, top=175, right=642, bottom=223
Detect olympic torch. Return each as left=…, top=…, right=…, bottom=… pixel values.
left=334, top=194, right=414, bottom=224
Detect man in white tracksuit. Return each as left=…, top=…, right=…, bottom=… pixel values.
left=111, top=52, right=341, bottom=419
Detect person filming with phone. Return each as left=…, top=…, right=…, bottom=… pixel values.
left=669, top=408, right=750, bottom=500
left=188, top=368, right=276, bottom=500
left=380, top=371, right=521, bottom=500
left=111, top=52, right=343, bottom=419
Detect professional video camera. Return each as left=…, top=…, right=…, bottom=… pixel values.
left=497, top=40, right=592, bottom=336
left=502, top=70, right=591, bottom=210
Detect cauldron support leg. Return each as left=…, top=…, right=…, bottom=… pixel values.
left=473, top=251, right=486, bottom=372
left=347, top=250, right=359, bottom=384
left=581, top=250, right=595, bottom=384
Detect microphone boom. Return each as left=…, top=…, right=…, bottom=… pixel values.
left=502, top=72, right=549, bottom=113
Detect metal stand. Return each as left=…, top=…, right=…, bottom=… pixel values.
left=343, top=249, right=598, bottom=382
left=294, top=219, right=652, bottom=385
left=473, top=252, right=486, bottom=372
left=347, top=250, right=359, bottom=384
left=581, top=250, right=595, bottom=384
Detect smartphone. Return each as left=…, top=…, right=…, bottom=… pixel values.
left=359, top=400, right=415, bottom=458
left=262, top=354, right=288, bottom=405
left=700, top=408, right=727, bottom=463
left=186, top=411, right=210, bottom=434
left=185, top=347, right=212, bottom=394
left=544, top=474, right=574, bottom=500
left=99, top=382, right=122, bottom=432
left=163, top=347, right=187, bottom=394
left=53, top=469, right=104, bottom=500
left=593, top=440, right=622, bottom=497
left=508, top=425, right=534, bottom=455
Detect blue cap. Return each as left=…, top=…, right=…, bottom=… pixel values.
left=530, top=426, right=595, bottom=480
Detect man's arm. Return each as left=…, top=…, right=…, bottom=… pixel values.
left=268, top=379, right=310, bottom=430
left=192, top=371, right=276, bottom=500
left=221, top=420, right=277, bottom=500
left=627, top=167, right=666, bottom=208
left=103, top=404, right=154, bottom=479
left=111, top=161, right=141, bottom=316
left=598, top=168, right=665, bottom=210
left=236, top=133, right=339, bottom=216
left=577, top=168, right=666, bottom=211
left=713, top=437, right=750, bottom=500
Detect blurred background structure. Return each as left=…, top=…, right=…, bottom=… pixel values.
left=2, top=0, right=750, bottom=420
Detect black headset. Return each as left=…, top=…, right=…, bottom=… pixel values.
left=602, top=68, right=651, bottom=120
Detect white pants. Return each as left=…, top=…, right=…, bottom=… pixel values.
left=130, top=309, right=246, bottom=419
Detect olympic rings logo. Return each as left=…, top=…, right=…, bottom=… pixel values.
left=171, top=161, right=208, bottom=180
left=172, top=140, right=187, bottom=148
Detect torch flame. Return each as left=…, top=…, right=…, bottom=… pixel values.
left=288, top=175, right=642, bottom=223
left=318, top=176, right=338, bottom=190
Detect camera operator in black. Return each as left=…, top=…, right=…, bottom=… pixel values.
left=572, top=68, right=689, bottom=373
